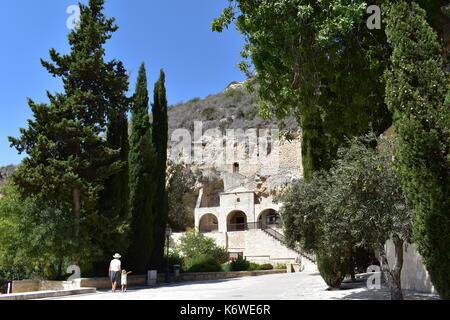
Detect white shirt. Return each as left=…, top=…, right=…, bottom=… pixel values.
left=110, top=259, right=121, bottom=272
left=121, top=273, right=128, bottom=284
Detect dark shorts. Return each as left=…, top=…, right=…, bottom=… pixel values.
left=110, top=271, right=120, bottom=284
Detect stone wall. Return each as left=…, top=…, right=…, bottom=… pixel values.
left=162, top=269, right=286, bottom=282
left=385, top=240, right=436, bottom=294
left=9, top=270, right=287, bottom=295
left=11, top=280, right=40, bottom=294
left=171, top=230, right=302, bottom=266
left=78, top=275, right=147, bottom=290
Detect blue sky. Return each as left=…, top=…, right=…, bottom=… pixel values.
left=0, top=0, right=246, bottom=166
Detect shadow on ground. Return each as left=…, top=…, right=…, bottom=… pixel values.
left=97, top=277, right=240, bottom=293
left=332, top=280, right=440, bottom=300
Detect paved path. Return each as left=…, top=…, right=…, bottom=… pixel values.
left=44, top=272, right=439, bottom=300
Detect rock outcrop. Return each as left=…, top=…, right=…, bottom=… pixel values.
left=0, top=165, right=16, bottom=186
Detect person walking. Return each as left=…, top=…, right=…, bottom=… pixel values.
left=109, top=253, right=122, bottom=293
left=121, top=269, right=133, bottom=292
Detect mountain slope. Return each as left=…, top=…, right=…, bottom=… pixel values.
left=167, top=81, right=298, bottom=136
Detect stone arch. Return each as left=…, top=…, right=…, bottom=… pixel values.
left=199, top=213, right=219, bottom=233
left=257, top=208, right=280, bottom=227
left=227, top=210, right=247, bottom=231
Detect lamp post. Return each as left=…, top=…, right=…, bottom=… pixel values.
left=165, top=225, right=172, bottom=283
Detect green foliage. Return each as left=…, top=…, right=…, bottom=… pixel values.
left=274, top=264, right=287, bottom=270
left=162, top=249, right=184, bottom=272
left=150, top=70, right=169, bottom=271
left=316, top=249, right=350, bottom=290
left=278, top=172, right=328, bottom=253
left=0, top=184, right=98, bottom=280
left=224, top=260, right=274, bottom=272
left=167, top=161, right=194, bottom=231
left=279, top=133, right=413, bottom=291
left=175, top=230, right=229, bottom=264
left=127, top=63, right=156, bottom=274
left=243, top=104, right=259, bottom=121
left=188, top=97, right=201, bottom=104
left=352, top=247, right=375, bottom=274
left=320, top=134, right=412, bottom=254
left=229, top=257, right=250, bottom=271
left=202, top=106, right=217, bottom=120
left=247, top=262, right=259, bottom=271
left=7, top=0, right=130, bottom=268
left=213, top=0, right=392, bottom=181
left=225, top=87, right=246, bottom=103
left=221, top=263, right=231, bottom=272
left=384, top=1, right=450, bottom=299
left=184, top=254, right=222, bottom=273
left=257, top=263, right=274, bottom=271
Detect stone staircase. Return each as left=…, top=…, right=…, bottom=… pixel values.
left=260, top=224, right=316, bottom=264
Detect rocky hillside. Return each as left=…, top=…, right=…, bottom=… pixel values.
left=167, top=80, right=298, bottom=135
left=0, top=165, right=16, bottom=187
left=1, top=82, right=301, bottom=225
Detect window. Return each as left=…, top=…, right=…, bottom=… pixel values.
left=233, top=162, right=239, bottom=173
left=229, top=252, right=244, bottom=261
left=267, top=214, right=279, bottom=225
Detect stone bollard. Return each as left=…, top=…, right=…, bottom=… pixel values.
left=147, top=270, right=157, bottom=286
left=286, top=263, right=293, bottom=273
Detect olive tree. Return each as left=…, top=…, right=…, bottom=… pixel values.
left=279, top=134, right=412, bottom=299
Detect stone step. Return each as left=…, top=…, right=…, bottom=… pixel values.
left=0, top=287, right=96, bottom=300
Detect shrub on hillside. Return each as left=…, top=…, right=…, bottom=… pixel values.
left=201, top=106, right=216, bottom=120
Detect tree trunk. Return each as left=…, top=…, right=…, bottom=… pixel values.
left=73, top=188, right=81, bottom=238
left=57, top=258, right=64, bottom=280
left=72, top=188, right=81, bottom=266
left=391, top=237, right=404, bottom=300
left=349, top=250, right=356, bottom=282
left=380, top=237, right=404, bottom=300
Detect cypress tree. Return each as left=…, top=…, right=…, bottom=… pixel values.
left=8, top=0, right=126, bottom=268
left=385, top=1, right=450, bottom=299
left=127, top=63, right=156, bottom=274
left=149, top=70, right=169, bottom=270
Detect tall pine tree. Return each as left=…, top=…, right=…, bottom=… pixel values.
left=127, top=63, right=156, bottom=274
left=385, top=1, right=450, bottom=299
left=94, top=60, right=130, bottom=275
left=8, top=0, right=129, bottom=269
left=149, top=70, right=169, bottom=271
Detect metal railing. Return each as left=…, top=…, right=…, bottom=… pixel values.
left=226, top=221, right=280, bottom=232
left=223, top=221, right=316, bottom=263
left=260, top=224, right=316, bottom=263
left=227, top=223, right=248, bottom=232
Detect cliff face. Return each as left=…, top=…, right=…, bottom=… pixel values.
left=166, top=84, right=303, bottom=217
left=166, top=81, right=302, bottom=222
left=1, top=82, right=303, bottom=221
left=0, top=165, right=16, bottom=187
